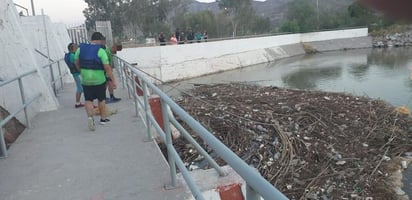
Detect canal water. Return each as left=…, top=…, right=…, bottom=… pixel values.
left=175, top=47, right=412, bottom=108
left=172, top=47, right=412, bottom=197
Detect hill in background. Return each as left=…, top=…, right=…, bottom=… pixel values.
left=188, top=0, right=354, bottom=27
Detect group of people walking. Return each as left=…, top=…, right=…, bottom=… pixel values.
left=158, top=29, right=208, bottom=45
left=64, top=32, right=121, bottom=131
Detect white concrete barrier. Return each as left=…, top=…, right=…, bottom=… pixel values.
left=21, top=16, right=72, bottom=84
left=0, top=0, right=71, bottom=123
left=118, top=28, right=370, bottom=83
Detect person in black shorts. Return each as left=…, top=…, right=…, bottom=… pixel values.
left=74, top=32, right=117, bottom=131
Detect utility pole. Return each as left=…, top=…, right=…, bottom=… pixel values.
left=316, top=0, right=319, bottom=30
left=31, top=0, right=35, bottom=16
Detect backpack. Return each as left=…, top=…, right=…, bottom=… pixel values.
left=64, top=53, right=78, bottom=74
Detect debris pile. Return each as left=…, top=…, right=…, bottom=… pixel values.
left=173, top=83, right=412, bottom=199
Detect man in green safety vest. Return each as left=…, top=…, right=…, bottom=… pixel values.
left=74, top=32, right=117, bottom=131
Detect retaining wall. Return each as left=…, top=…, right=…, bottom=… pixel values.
left=0, top=0, right=71, bottom=123
left=117, top=28, right=371, bottom=83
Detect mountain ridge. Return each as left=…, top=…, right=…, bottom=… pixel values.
left=188, top=0, right=355, bottom=27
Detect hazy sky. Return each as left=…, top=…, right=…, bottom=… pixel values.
left=12, top=0, right=216, bottom=24
left=13, top=0, right=88, bottom=24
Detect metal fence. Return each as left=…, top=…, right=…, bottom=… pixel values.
left=121, top=26, right=367, bottom=48
left=67, top=24, right=89, bottom=44
left=0, top=58, right=67, bottom=158
left=113, top=55, right=289, bottom=200
left=96, top=21, right=114, bottom=48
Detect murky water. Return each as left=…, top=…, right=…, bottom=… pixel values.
left=174, top=47, right=412, bottom=108
left=171, top=47, right=412, bottom=197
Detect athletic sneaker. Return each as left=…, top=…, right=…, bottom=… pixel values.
left=111, top=97, right=121, bottom=102
left=106, top=97, right=121, bottom=104
left=99, top=118, right=110, bottom=125
left=88, top=117, right=95, bottom=131
left=75, top=103, right=85, bottom=108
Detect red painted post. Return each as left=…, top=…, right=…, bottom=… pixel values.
left=217, top=183, right=245, bottom=200
left=149, top=96, right=164, bottom=130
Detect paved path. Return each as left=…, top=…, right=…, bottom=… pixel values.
left=0, top=83, right=188, bottom=200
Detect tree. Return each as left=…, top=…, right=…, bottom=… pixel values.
left=247, top=15, right=270, bottom=35
left=279, top=20, right=300, bottom=33
left=177, top=11, right=218, bottom=38
left=282, top=0, right=317, bottom=33
left=347, top=1, right=386, bottom=30
left=318, top=10, right=353, bottom=30
left=217, top=0, right=253, bottom=37
left=124, top=0, right=190, bottom=38
left=83, top=0, right=125, bottom=37
left=215, top=12, right=232, bottom=38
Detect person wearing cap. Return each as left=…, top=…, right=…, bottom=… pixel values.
left=64, top=42, right=84, bottom=108
left=74, top=32, right=117, bottom=131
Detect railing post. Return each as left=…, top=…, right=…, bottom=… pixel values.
left=246, top=183, right=261, bottom=200
left=57, top=61, right=63, bottom=90
left=121, top=62, right=126, bottom=89
left=126, top=72, right=135, bottom=98
left=115, top=57, right=122, bottom=86
left=161, top=99, right=177, bottom=188
left=18, top=78, right=30, bottom=128
left=0, top=128, right=8, bottom=158
left=125, top=68, right=132, bottom=99
left=50, top=64, right=56, bottom=96
left=142, top=82, right=152, bottom=140
left=131, top=75, right=139, bottom=117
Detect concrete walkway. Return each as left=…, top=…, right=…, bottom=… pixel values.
left=0, top=83, right=188, bottom=200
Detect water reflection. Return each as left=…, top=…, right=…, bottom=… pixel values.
left=281, top=66, right=342, bottom=89
left=368, top=48, right=412, bottom=69
left=348, top=64, right=369, bottom=81
left=175, top=48, right=412, bottom=108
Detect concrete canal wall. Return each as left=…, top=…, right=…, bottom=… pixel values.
left=1, top=0, right=71, bottom=123
left=118, top=28, right=371, bottom=83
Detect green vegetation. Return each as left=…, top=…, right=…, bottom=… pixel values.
left=82, top=0, right=405, bottom=42
left=83, top=0, right=270, bottom=41
left=280, top=0, right=317, bottom=33
left=278, top=0, right=403, bottom=34
left=369, top=24, right=409, bottom=37
left=176, top=11, right=218, bottom=37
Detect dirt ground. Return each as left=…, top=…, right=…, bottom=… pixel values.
left=171, top=83, right=412, bottom=199
left=0, top=106, right=25, bottom=148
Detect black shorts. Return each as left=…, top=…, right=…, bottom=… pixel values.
left=82, top=83, right=107, bottom=102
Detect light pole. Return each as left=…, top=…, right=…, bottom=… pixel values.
left=316, top=0, right=319, bottom=30
left=31, top=0, right=35, bottom=16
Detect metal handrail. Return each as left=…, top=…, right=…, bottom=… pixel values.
left=0, top=57, right=68, bottom=158
left=117, top=60, right=225, bottom=177
left=113, top=55, right=289, bottom=200
left=121, top=67, right=228, bottom=183
left=0, top=69, right=37, bottom=87
left=40, top=58, right=67, bottom=95
left=0, top=70, right=41, bottom=158
left=13, top=3, right=29, bottom=16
